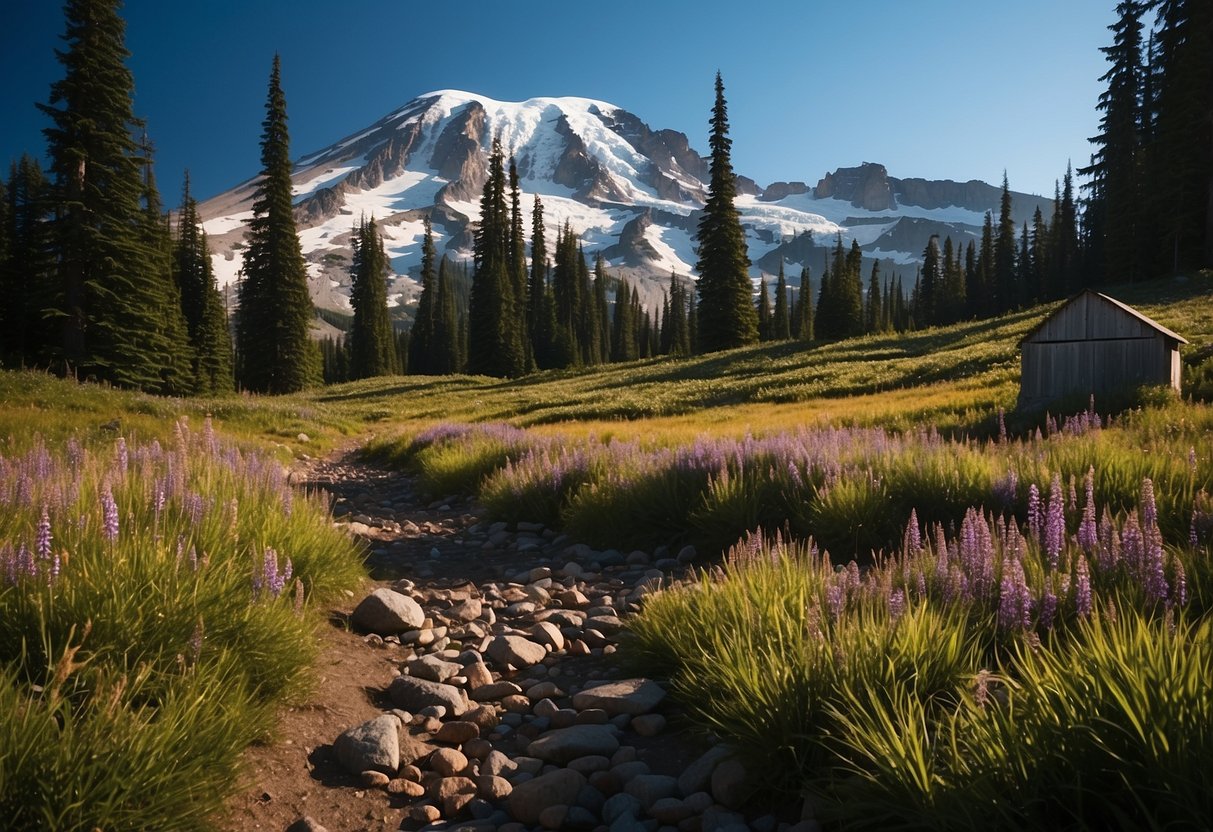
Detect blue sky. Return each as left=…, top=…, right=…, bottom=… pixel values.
left=2, top=0, right=1117, bottom=203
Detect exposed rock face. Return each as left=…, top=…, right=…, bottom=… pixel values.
left=759, top=181, right=809, bottom=202
left=603, top=210, right=662, bottom=268
left=432, top=101, right=488, bottom=203
left=814, top=163, right=896, bottom=211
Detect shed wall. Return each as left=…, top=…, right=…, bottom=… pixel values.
left=1030, top=293, right=1165, bottom=343
left=1020, top=335, right=1176, bottom=404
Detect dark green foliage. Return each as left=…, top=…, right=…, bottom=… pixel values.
left=236, top=56, right=318, bottom=394
left=430, top=257, right=463, bottom=375
left=939, top=237, right=966, bottom=325
left=468, top=139, right=526, bottom=377
left=695, top=73, right=758, bottom=352
left=865, top=261, right=881, bottom=333
left=612, top=279, right=638, bottom=362
left=1, top=157, right=54, bottom=367
left=347, top=216, right=395, bottom=379
left=757, top=277, right=772, bottom=340
left=918, top=236, right=942, bottom=326
left=527, top=195, right=549, bottom=364
left=575, top=246, right=601, bottom=365
left=174, top=173, right=234, bottom=395
left=592, top=255, right=612, bottom=363
left=1051, top=166, right=1080, bottom=296
left=39, top=0, right=179, bottom=392
left=662, top=271, right=693, bottom=356
left=772, top=264, right=791, bottom=341
left=508, top=159, right=532, bottom=371
left=795, top=266, right=814, bottom=341
left=994, top=173, right=1018, bottom=312
left=408, top=216, right=439, bottom=374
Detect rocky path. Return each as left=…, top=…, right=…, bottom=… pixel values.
left=236, top=450, right=819, bottom=832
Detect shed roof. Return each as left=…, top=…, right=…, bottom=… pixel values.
left=1018, top=289, right=1188, bottom=347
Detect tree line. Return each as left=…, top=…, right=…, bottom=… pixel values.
left=2, top=0, right=1207, bottom=393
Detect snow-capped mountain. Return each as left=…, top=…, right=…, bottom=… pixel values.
left=198, top=90, right=1052, bottom=319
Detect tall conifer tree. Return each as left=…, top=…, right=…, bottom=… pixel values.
left=409, top=216, right=438, bottom=374
left=772, top=263, right=791, bottom=340
left=1, top=157, right=53, bottom=366
left=40, top=0, right=171, bottom=389
left=348, top=216, right=395, bottom=379
left=236, top=55, right=318, bottom=393
left=173, top=173, right=233, bottom=394
left=695, top=73, right=758, bottom=351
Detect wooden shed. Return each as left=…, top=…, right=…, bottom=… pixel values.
left=1018, top=290, right=1187, bottom=408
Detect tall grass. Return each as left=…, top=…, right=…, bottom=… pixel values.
left=0, top=421, right=364, bottom=830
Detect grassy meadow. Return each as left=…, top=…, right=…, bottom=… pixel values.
left=1, top=273, right=1211, bottom=828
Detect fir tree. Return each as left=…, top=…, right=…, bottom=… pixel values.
left=756, top=277, right=771, bottom=341
left=1029, top=206, right=1050, bottom=305
left=467, top=139, right=526, bottom=377
left=796, top=266, right=813, bottom=341
left=431, top=256, right=461, bottom=375
left=865, top=260, right=881, bottom=333
left=976, top=211, right=996, bottom=314
left=0, top=157, right=53, bottom=366
left=772, top=263, right=791, bottom=340
left=611, top=279, right=637, bottom=362
left=814, top=264, right=832, bottom=339
left=508, top=158, right=531, bottom=369
left=39, top=0, right=175, bottom=390
left=940, top=236, right=966, bottom=324
left=993, top=173, right=1018, bottom=313
left=348, top=216, right=395, bottom=379
left=409, top=216, right=438, bottom=374
left=527, top=195, right=548, bottom=362
left=695, top=73, right=758, bottom=351
left=593, top=255, right=612, bottom=362
left=919, top=236, right=941, bottom=326
left=173, top=173, right=232, bottom=394
left=236, top=55, right=318, bottom=393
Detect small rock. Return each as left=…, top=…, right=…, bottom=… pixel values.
left=360, top=770, right=390, bottom=788
left=529, top=621, right=565, bottom=651
left=430, top=747, right=469, bottom=777
left=710, top=759, right=753, bottom=810
left=435, top=720, right=481, bottom=744
left=603, top=792, right=643, bottom=823
left=572, top=679, right=665, bottom=716
left=389, top=675, right=467, bottom=717
left=409, top=804, right=441, bottom=824
left=463, top=660, right=494, bottom=689
left=351, top=588, right=424, bottom=635
left=387, top=779, right=425, bottom=797
left=446, top=597, right=483, bottom=622
left=625, top=774, right=678, bottom=810
left=482, top=750, right=518, bottom=778
left=678, top=745, right=733, bottom=797
left=528, top=724, right=620, bottom=764
left=470, top=680, right=523, bottom=701
left=431, top=775, right=477, bottom=800
left=475, top=774, right=513, bottom=800
left=632, top=713, right=666, bottom=736
left=649, top=796, right=692, bottom=824
left=332, top=714, right=400, bottom=775
left=409, top=654, right=463, bottom=683
left=487, top=635, right=548, bottom=668
left=508, top=769, right=587, bottom=825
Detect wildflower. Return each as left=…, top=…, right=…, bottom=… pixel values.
left=36, top=505, right=52, bottom=560
left=1172, top=558, right=1188, bottom=607
left=902, top=509, right=922, bottom=558
left=1074, top=555, right=1092, bottom=617
left=973, top=669, right=992, bottom=707
left=190, top=619, right=204, bottom=663
left=1143, top=524, right=1168, bottom=605
left=1040, top=583, right=1058, bottom=630
left=1045, top=473, right=1065, bottom=569
left=1076, top=467, right=1097, bottom=553
left=887, top=588, right=906, bottom=623
left=1027, top=484, right=1042, bottom=545
left=998, top=556, right=1032, bottom=631
left=115, top=437, right=128, bottom=473
left=825, top=578, right=846, bottom=623
left=101, top=485, right=119, bottom=543
left=1141, top=478, right=1158, bottom=529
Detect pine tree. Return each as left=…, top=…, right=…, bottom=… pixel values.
left=756, top=278, right=772, bottom=340
left=919, top=236, right=941, bottom=326
left=695, top=73, right=758, bottom=351
left=409, top=216, right=438, bottom=374
left=1082, top=0, right=1146, bottom=283
left=236, top=56, right=318, bottom=393
left=993, top=173, right=1018, bottom=313
left=976, top=211, right=996, bottom=314
left=1050, top=165, right=1080, bottom=295
left=173, top=173, right=232, bottom=394
left=508, top=158, right=532, bottom=370
left=348, top=216, right=395, bottom=379
left=865, top=260, right=881, bottom=333
left=468, top=139, right=526, bottom=377
left=664, top=271, right=691, bottom=356
left=39, top=0, right=174, bottom=390
left=432, top=256, right=461, bottom=374
left=814, top=264, right=832, bottom=340
left=551, top=223, right=580, bottom=367
left=1029, top=206, right=1050, bottom=305
left=796, top=266, right=813, bottom=341
left=772, top=263, right=791, bottom=340
left=1, top=157, right=53, bottom=366
left=611, top=279, right=637, bottom=362
left=575, top=246, right=600, bottom=364
left=593, top=255, right=612, bottom=362
left=940, top=236, right=966, bottom=324
left=527, top=195, right=548, bottom=362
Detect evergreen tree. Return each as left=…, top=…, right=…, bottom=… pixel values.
left=1082, top=0, right=1147, bottom=283
left=1, top=157, right=53, bottom=366
left=508, top=158, right=532, bottom=369
left=1029, top=206, right=1050, bottom=305
left=814, top=265, right=832, bottom=339
left=431, top=256, right=461, bottom=375
left=756, top=277, right=772, bottom=340
left=772, top=263, right=791, bottom=340
left=348, top=216, right=395, bottom=379
left=695, top=73, right=758, bottom=351
left=173, top=173, right=232, bottom=394
left=919, top=236, right=941, bottom=326
left=993, top=173, right=1018, bottom=313
left=467, top=138, right=526, bottom=377
left=940, top=236, right=966, bottom=324
left=39, top=0, right=176, bottom=390
left=1050, top=165, right=1080, bottom=295
left=976, top=211, right=996, bottom=314
left=663, top=271, right=691, bottom=356
left=551, top=222, right=580, bottom=367
left=527, top=195, right=548, bottom=361
left=593, top=255, right=612, bottom=362
left=575, top=246, right=600, bottom=364
left=236, top=56, right=318, bottom=393
left=611, top=279, right=637, bottom=362
left=409, top=216, right=438, bottom=374
left=796, top=266, right=813, bottom=341
left=865, top=260, right=881, bottom=333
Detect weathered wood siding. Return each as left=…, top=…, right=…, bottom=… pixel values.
left=1019, top=292, right=1182, bottom=406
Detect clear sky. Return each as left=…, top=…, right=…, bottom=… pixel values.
left=1, top=0, right=1117, bottom=203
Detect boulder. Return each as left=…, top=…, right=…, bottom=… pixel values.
left=572, top=678, right=666, bottom=716
left=389, top=675, right=467, bottom=717
left=528, top=724, right=620, bottom=764
left=508, top=768, right=586, bottom=825
left=350, top=588, right=423, bottom=634
left=487, top=635, right=548, bottom=668
left=332, top=714, right=400, bottom=775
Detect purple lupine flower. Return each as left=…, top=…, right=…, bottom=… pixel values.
left=1144, top=524, right=1168, bottom=605
left=1027, top=484, right=1042, bottom=545
left=997, top=556, right=1031, bottom=630
left=1173, top=558, right=1188, bottom=607
left=1191, top=516, right=1200, bottom=550
left=257, top=548, right=292, bottom=598
left=1040, top=583, right=1058, bottom=630
left=1098, top=507, right=1121, bottom=570
left=115, top=437, right=128, bottom=473
left=17, top=543, right=35, bottom=579
left=1141, top=479, right=1158, bottom=529
left=36, top=505, right=52, bottom=560
left=825, top=578, right=846, bottom=622
left=916, top=568, right=927, bottom=601
left=903, top=509, right=922, bottom=558
left=1045, top=473, right=1065, bottom=569
left=1, top=543, right=16, bottom=585
left=1074, top=555, right=1092, bottom=617
left=993, top=469, right=1018, bottom=510
left=887, top=588, right=906, bottom=623
left=1189, top=447, right=1198, bottom=477
left=1077, top=467, right=1097, bottom=553
left=1122, top=512, right=1144, bottom=578
left=1068, top=475, right=1078, bottom=512
left=50, top=553, right=60, bottom=583
left=101, top=485, right=119, bottom=543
